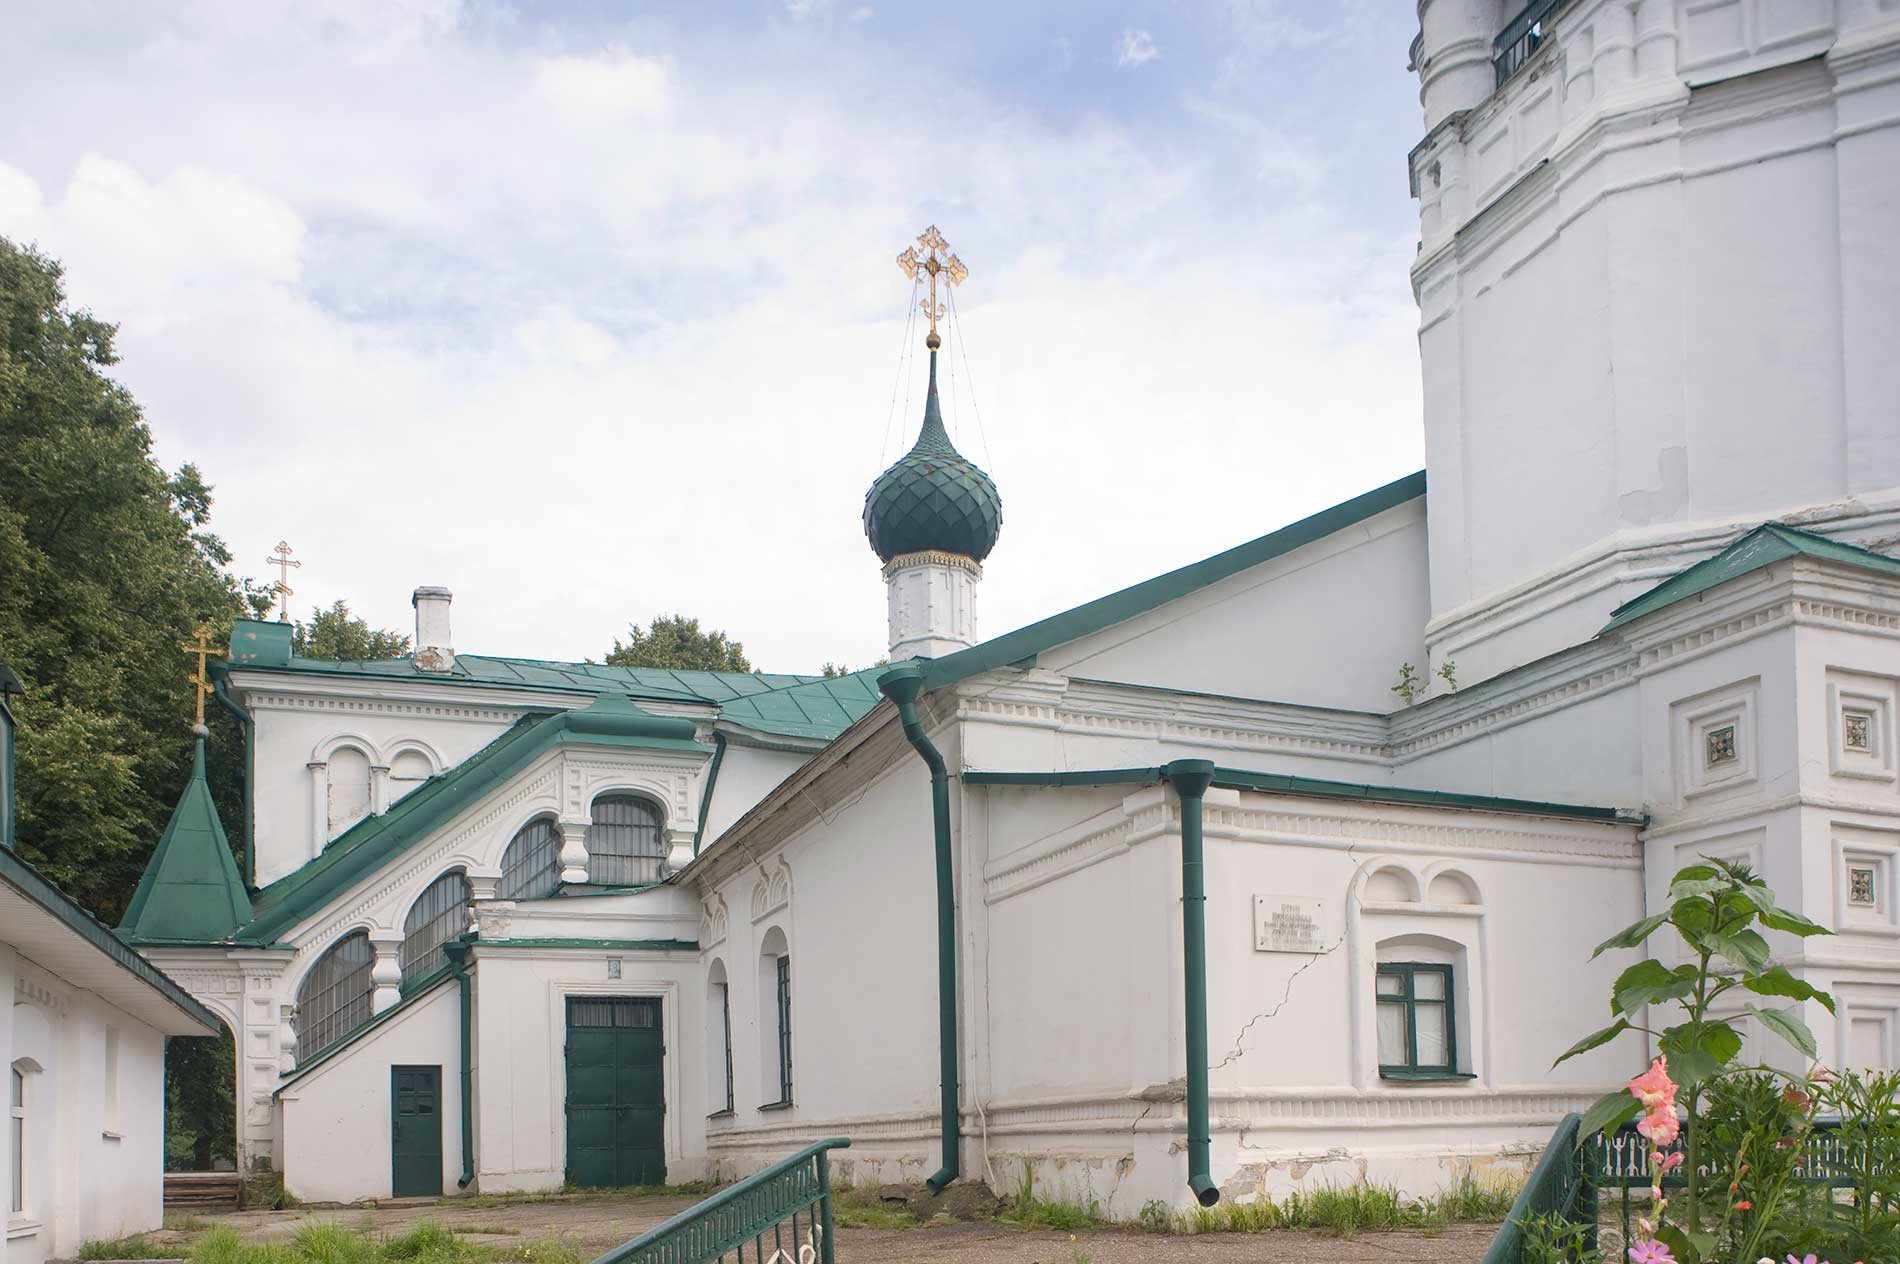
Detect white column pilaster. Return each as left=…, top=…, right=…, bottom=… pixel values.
left=558, top=818, right=590, bottom=885
left=368, top=928, right=404, bottom=1014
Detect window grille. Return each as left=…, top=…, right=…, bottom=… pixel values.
left=586, top=795, right=666, bottom=885
left=295, top=931, right=376, bottom=1063
left=1375, top=961, right=1457, bottom=1075
left=567, top=997, right=661, bottom=1028
left=773, top=955, right=794, bottom=1105
left=401, top=869, right=471, bottom=985
left=499, top=817, right=562, bottom=900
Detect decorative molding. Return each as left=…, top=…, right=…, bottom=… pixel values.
left=701, top=893, right=730, bottom=948
left=750, top=858, right=792, bottom=923
left=245, top=692, right=524, bottom=725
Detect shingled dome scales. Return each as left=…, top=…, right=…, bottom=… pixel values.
left=863, top=346, right=1003, bottom=564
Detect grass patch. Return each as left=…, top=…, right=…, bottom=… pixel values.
left=79, top=1235, right=188, bottom=1260
left=1135, top=1172, right=1522, bottom=1238
left=166, top=1215, right=212, bottom=1233
left=183, top=1223, right=584, bottom=1264
left=445, top=1227, right=522, bottom=1238
left=1000, top=1165, right=1103, bottom=1231
left=830, top=1186, right=920, bottom=1230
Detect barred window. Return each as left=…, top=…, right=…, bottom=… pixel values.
left=295, top=932, right=375, bottom=1064
left=499, top=817, right=562, bottom=901
left=401, top=869, right=471, bottom=986
left=586, top=795, right=666, bottom=886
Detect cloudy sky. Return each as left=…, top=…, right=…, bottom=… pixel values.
left=0, top=0, right=1426, bottom=674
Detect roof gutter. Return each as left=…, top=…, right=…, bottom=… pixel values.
left=444, top=938, right=477, bottom=1189
left=876, top=663, right=959, bottom=1191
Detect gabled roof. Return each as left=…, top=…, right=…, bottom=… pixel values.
left=1, top=844, right=219, bottom=1035
left=166, top=694, right=705, bottom=946
left=1603, top=522, right=1900, bottom=632
left=716, top=667, right=889, bottom=742
left=119, top=740, right=252, bottom=944
left=916, top=470, right=1427, bottom=691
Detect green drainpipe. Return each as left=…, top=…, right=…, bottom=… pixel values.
left=877, top=663, right=960, bottom=1191
left=443, top=938, right=476, bottom=1189
left=211, top=671, right=255, bottom=888
left=1163, top=758, right=1219, bottom=1207
left=692, top=731, right=728, bottom=856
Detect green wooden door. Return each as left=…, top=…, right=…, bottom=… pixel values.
left=564, top=997, right=665, bottom=1188
left=390, top=1065, right=443, bottom=1198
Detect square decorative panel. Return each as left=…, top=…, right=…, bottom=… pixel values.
left=1845, top=710, right=1873, bottom=753
left=1706, top=725, right=1738, bottom=767
left=1826, top=673, right=1897, bottom=784
left=1673, top=681, right=1759, bottom=802
left=1850, top=866, right=1877, bottom=908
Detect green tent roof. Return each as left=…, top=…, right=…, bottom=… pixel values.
left=716, top=666, right=889, bottom=741
left=1604, top=522, right=1900, bottom=632
left=119, top=740, right=252, bottom=945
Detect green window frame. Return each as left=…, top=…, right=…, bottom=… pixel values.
left=1376, top=962, right=1459, bottom=1078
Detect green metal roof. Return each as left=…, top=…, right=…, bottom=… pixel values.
left=716, top=667, right=889, bottom=741
left=863, top=349, right=1003, bottom=564
left=0, top=843, right=221, bottom=1033
left=1604, top=522, right=1900, bottom=632
left=119, top=740, right=252, bottom=945
left=962, top=764, right=1636, bottom=823
left=914, top=470, right=1428, bottom=692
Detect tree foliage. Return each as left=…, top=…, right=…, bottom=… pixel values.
left=0, top=238, right=265, bottom=918
left=605, top=614, right=752, bottom=673
left=293, top=600, right=409, bottom=661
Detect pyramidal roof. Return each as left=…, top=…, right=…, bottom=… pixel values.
left=1603, top=522, right=1900, bottom=631
left=119, top=739, right=251, bottom=945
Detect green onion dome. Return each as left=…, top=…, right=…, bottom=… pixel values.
left=863, top=347, right=1003, bottom=564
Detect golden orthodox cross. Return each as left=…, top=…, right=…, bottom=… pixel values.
left=266, top=540, right=301, bottom=623
left=180, top=622, right=216, bottom=730
left=895, top=225, right=968, bottom=348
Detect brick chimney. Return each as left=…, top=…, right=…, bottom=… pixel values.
left=412, top=587, right=454, bottom=673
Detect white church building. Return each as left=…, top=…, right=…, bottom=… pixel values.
left=122, top=0, right=1900, bottom=1214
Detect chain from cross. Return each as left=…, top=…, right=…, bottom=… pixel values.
left=895, top=225, right=968, bottom=347
left=180, top=621, right=216, bottom=731
left=266, top=540, right=301, bottom=623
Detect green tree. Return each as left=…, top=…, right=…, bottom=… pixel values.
left=293, top=600, right=409, bottom=661
left=0, top=239, right=262, bottom=919
left=821, top=658, right=888, bottom=678
left=605, top=614, right=753, bottom=672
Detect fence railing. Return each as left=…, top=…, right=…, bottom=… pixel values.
left=1494, top=0, right=1572, bottom=85
left=1483, top=1115, right=1853, bottom=1264
left=588, top=1139, right=850, bottom=1264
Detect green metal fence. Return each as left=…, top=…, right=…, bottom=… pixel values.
left=588, top=1139, right=849, bottom=1264
left=1483, top=1116, right=1853, bottom=1264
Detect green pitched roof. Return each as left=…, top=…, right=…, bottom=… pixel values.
left=1604, top=522, right=1900, bottom=632
left=716, top=667, right=889, bottom=741
left=914, top=470, right=1428, bottom=691
left=863, top=348, right=1003, bottom=564
left=120, top=740, right=252, bottom=945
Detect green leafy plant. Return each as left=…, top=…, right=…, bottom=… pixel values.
left=1559, top=857, right=1834, bottom=1254
left=1514, top=1209, right=1593, bottom=1264
left=1391, top=662, right=1422, bottom=706
left=1437, top=660, right=1458, bottom=692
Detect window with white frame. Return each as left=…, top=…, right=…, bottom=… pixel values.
left=1377, top=961, right=1457, bottom=1076
left=401, top=869, right=471, bottom=986
left=706, top=959, right=734, bottom=1117
left=10, top=1063, right=26, bottom=1216
left=295, top=932, right=376, bottom=1063
left=499, top=817, right=562, bottom=900
left=585, top=795, right=666, bottom=885
left=758, top=927, right=792, bottom=1107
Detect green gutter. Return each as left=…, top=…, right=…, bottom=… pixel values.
left=876, top=663, right=960, bottom=1191
left=1163, top=759, right=1219, bottom=1207
left=693, top=731, right=728, bottom=855
left=444, top=939, right=476, bottom=1189
left=477, top=937, right=698, bottom=951
left=210, top=668, right=256, bottom=889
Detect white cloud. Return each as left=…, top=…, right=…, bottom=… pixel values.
left=1117, top=28, right=1159, bottom=67
left=534, top=46, right=670, bottom=119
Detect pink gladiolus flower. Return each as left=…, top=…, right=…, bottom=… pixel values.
left=1655, top=1151, right=1685, bottom=1173
left=1629, top=1239, right=1677, bottom=1264
left=1629, top=1057, right=1677, bottom=1112
left=1637, top=1108, right=1681, bottom=1147
left=1785, top=1255, right=1825, bottom=1264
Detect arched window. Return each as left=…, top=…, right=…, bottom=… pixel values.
left=10, top=1064, right=26, bottom=1215
left=401, top=870, right=471, bottom=986
left=758, top=926, right=792, bottom=1107
left=706, top=960, right=734, bottom=1117
left=387, top=748, right=435, bottom=805
left=499, top=817, right=562, bottom=901
left=326, top=746, right=373, bottom=840
left=586, top=794, right=665, bottom=886
left=295, top=932, right=375, bottom=1064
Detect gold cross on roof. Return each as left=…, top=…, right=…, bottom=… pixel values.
left=266, top=540, right=301, bottom=623
left=895, top=225, right=968, bottom=348
left=181, top=622, right=216, bottom=731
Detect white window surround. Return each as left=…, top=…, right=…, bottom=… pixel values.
left=757, top=924, right=792, bottom=1108
left=1347, top=858, right=1487, bottom=1090
left=9, top=1059, right=37, bottom=1233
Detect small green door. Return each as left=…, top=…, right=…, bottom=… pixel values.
left=565, top=997, right=665, bottom=1188
left=390, top=1065, right=443, bottom=1198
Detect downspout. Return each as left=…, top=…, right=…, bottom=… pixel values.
left=876, top=663, right=959, bottom=1190
left=1163, top=758, right=1219, bottom=1207
left=211, top=670, right=255, bottom=889
left=692, top=731, right=728, bottom=856
left=443, top=938, right=477, bottom=1189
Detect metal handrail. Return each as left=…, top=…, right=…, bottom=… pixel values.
left=588, top=1138, right=850, bottom=1264
left=1494, top=0, right=1572, bottom=85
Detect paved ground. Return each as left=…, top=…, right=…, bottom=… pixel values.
left=171, top=1191, right=1497, bottom=1264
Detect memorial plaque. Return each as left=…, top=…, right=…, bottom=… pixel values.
left=1254, top=893, right=1328, bottom=953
